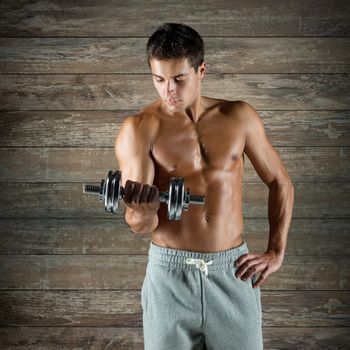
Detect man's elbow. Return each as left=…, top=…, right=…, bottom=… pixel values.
left=267, top=174, right=294, bottom=190
left=124, top=211, right=158, bottom=235
left=130, top=228, right=150, bottom=235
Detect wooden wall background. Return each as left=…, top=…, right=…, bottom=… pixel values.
left=0, top=0, right=350, bottom=349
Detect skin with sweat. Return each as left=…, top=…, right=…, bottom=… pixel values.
left=116, top=57, right=294, bottom=287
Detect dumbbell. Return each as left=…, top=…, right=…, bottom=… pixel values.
left=83, top=170, right=205, bottom=220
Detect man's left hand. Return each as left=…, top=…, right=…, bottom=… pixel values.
left=234, top=250, right=284, bottom=288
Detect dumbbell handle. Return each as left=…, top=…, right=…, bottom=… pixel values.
left=159, top=192, right=205, bottom=206
left=83, top=184, right=205, bottom=206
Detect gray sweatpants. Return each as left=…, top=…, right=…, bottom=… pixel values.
left=141, top=240, right=263, bottom=350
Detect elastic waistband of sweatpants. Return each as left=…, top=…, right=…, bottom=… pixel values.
left=147, top=240, right=249, bottom=271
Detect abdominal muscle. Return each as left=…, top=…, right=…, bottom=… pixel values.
left=151, top=170, right=245, bottom=253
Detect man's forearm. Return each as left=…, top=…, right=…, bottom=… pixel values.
left=125, top=209, right=159, bottom=234
left=266, top=179, right=294, bottom=257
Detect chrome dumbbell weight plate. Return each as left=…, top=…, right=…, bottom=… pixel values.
left=168, top=176, right=190, bottom=220
left=104, top=170, right=124, bottom=213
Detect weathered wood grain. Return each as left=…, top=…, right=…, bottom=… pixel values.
left=0, top=111, right=125, bottom=147
left=0, top=146, right=349, bottom=183
left=1, top=37, right=349, bottom=74
left=1, top=0, right=349, bottom=37
left=0, top=327, right=144, bottom=350
left=0, top=290, right=349, bottom=326
left=0, top=182, right=348, bottom=219
left=1, top=1, right=349, bottom=347
left=262, top=327, right=350, bottom=349
left=0, top=255, right=348, bottom=290
left=0, top=326, right=349, bottom=350
left=0, top=218, right=349, bottom=255
left=1, top=74, right=349, bottom=110
left=1, top=110, right=349, bottom=147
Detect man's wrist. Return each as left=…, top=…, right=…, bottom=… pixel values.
left=266, top=248, right=285, bottom=259
left=132, top=210, right=157, bottom=219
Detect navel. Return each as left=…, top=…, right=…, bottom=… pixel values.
left=232, top=153, right=238, bottom=161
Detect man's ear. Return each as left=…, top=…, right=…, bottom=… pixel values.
left=200, top=61, right=207, bottom=79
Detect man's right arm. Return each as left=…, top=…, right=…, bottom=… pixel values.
left=114, top=115, right=159, bottom=234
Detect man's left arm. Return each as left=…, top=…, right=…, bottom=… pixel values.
left=234, top=101, right=295, bottom=287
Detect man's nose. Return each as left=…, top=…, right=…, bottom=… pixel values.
left=165, top=80, right=176, bottom=94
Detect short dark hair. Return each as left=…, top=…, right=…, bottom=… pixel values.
left=146, top=23, right=205, bottom=73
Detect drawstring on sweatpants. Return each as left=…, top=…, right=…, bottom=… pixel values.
left=185, top=258, right=214, bottom=276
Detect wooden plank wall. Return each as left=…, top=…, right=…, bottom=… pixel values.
left=0, top=0, right=350, bottom=348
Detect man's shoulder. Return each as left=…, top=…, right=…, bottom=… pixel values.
left=121, top=108, right=160, bottom=144
left=213, top=98, right=251, bottom=121
left=123, top=103, right=159, bottom=127
left=219, top=98, right=248, bottom=111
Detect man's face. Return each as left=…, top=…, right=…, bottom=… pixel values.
left=149, top=57, right=205, bottom=112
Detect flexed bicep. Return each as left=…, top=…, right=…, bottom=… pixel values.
left=115, top=115, right=156, bottom=218
left=115, top=116, right=155, bottom=186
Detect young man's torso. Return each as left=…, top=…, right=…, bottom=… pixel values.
left=135, top=96, right=247, bottom=253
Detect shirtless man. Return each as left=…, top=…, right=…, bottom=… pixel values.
left=115, top=23, right=294, bottom=350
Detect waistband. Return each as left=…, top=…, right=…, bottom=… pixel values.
left=147, top=240, right=249, bottom=275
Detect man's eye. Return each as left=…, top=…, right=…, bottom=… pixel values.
left=155, top=79, right=185, bottom=83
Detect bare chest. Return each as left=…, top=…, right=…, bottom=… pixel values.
left=151, top=112, right=246, bottom=178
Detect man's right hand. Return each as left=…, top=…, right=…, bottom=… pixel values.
left=123, top=180, right=160, bottom=216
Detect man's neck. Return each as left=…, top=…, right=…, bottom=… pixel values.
left=161, top=95, right=206, bottom=124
